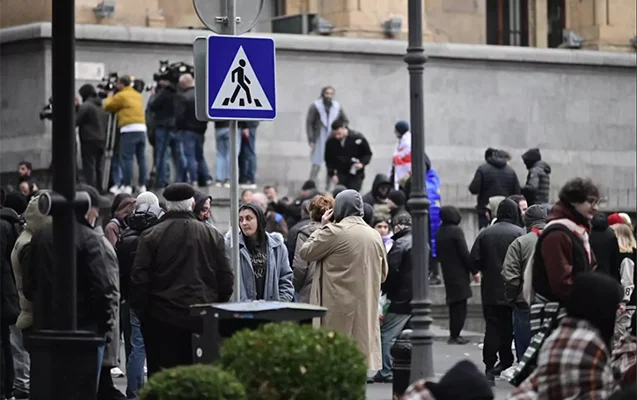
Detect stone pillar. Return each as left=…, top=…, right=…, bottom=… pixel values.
left=532, top=0, right=548, bottom=48
left=594, top=0, right=608, bottom=26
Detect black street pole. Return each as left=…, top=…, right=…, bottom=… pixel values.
left=28, top=1, right=105, bottom=398
left=405, top=0, right=434, bottom=381
left=52, top=0, right=77, bottom=332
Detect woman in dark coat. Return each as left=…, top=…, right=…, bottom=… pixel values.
left=436, top=206, right=479, bottom=344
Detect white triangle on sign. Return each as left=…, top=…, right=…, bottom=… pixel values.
left=211, top=46, right=273, bottom=111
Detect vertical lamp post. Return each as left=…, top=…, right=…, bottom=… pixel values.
left=405, top=0, right=434, bottom=381
left=28, top=0, right=105, bottom=398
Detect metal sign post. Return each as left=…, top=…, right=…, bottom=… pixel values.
left=193, top=0, right=275, bottom=303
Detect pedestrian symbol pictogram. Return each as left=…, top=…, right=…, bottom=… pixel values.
left=211, top=46, right=271, bottom=110
left=207, top=35, right=277, bottom=120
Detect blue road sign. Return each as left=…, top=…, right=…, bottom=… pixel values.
left=207, top=35, right=276, bottom=121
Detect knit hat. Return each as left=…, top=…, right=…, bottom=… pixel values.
left=395, top=120, right=410, bottom=135
left=136, top=191, right=159, bottom=207
left=392, top=212, right=412, bottom=228
left=608, top=213, right=624, bottom=226
left=522, top=204, right=547, bottom=229
left=388, top=190, right=406, bottom=207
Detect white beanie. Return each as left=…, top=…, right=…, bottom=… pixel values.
left=136, top=191, right=159, bottom=207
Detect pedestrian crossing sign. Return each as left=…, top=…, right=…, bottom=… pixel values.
left=206, top=35, right=277, bottom=121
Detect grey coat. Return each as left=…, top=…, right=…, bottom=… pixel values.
left=230, top=232, right=294, bottom=302
left=292, top=221, right=321, bottom=303
left=95, top=226, right=121, bottom=368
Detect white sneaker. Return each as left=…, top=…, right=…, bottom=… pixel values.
left=109, top=185, right=121, bottom=195
left=122, top=185, right=133, bottom=195
left=223, top=182, right=231, bottom=189
left=138, top=185, right=147, bottom=194
left=110, top=367, right=125, bottom=378
left=215, top=181, right=223, bottom=187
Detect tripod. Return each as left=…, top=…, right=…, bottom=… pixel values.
left=101, top=113, right=118, bottom=192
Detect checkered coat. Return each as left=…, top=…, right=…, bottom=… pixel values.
left=508, top=317, right=618, bottom=400
left=611, top=334, right=637, bottom=387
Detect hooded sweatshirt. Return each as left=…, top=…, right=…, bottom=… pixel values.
left=521, top=148, right=551, bottom=205
left=590, top=213, right=621, bottom=279
left=239, top=203, right=269, bottom=300
left=362, top=174, right=392, bottom=206
left=10, top=194, right=52, bottom=329
left=469, top=152, right=521, bottom=211
left=334, top=189, right=365, bottom=222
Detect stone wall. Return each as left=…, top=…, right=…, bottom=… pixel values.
left=1, top=23, right=636, bottom=210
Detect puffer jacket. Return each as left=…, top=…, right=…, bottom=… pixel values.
left=10, top=194, right=51, bottom=329
left=103, top=86, right=146, bottom=128
left=521, top=148, right=551, bottom=205
left=469, top=155, right=521, bottom=211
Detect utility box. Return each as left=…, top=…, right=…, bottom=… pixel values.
left=190, top=301, right=327, bottom=364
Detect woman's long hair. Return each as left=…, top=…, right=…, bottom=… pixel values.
left=308, top=194, right=334, bottom=222
left=611, top=223, right=637, bottom=253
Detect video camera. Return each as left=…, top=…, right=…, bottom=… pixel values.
left=97, top=72, right=146, bottom=98
left=152, top=60, right=194, bottom=84
left=39, top=97, right=79, bottom=120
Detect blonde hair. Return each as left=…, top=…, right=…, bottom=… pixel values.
left=611, top=223, right=637, bottom=253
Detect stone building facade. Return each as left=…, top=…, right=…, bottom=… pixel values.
left=1, top=0, right=635, bottom=52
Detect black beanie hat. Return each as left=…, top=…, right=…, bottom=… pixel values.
left=388, top=190, right=406, bottom=207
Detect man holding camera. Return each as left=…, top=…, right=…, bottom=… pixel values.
left=148, top=77, right=186, bottom=189
left=104, top=75, right=148, bottom=194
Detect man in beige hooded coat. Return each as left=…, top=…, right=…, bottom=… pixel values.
left=300, top=189, right=388, bottom=370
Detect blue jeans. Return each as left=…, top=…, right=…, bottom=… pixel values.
left=239, top=127, right=257, bottom=182
left=9, top=325, right=29, bottom=392
left=214, top=127, right=241, bottom=182
left=512, top=305, right=531, bottom=361
left=120, top=131, right=147, bottom=187
left=155, top=127, right=186, bottom=188
left=126, top=310, right=146, bottom=398
left=111, top=153, right=122, bottom=187
left=378, top=313, right=411, bottom=378
left=183, top=131, right=211, bottom=184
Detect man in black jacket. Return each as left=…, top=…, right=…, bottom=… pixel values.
left=130, top=183, right=233, bottom=378
left=27, top=184, right=119, bottom=394
left=470, top=198, right=525, bottom=385
left=77, top=84, right=108, bottom=190
left=324, top=118, right=373, bottom=192
left=149, top=79, right=185, bottom=188
left=0, top=189, right=21, bottom=399
left=469, top=148, right=521, bottom=229
left=176, top=74, right=212, bottom=187
left=372, top=212, right=413, bottom=383
left=521, top=148, right=551, bottom=205
left=116, top=201, right=164, bottom=399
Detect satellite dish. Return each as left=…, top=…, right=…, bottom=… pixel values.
left=192, top=0, right=264, bottom=35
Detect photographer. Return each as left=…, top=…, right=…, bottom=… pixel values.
left=77, top=84, right=108, bottom=190
left=176, top=73, right=211, bottom=186
left=148, top=78, right=186, bottom=189
left=104, top=75, right=148, bottom=194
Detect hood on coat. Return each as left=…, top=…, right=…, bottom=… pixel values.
left=489, top=196, right=506, bottom=215
left=547, top=201, right=591, bottom=228
left=486, top=155, right=507, bottom=169
left=371, top=174, right=392, bottom=200
left=363, top=203, right=374, bottom=226
left=522, top=204, right=547, bottom=231
left=591, top=212, right=609, bottom=231
left=534, top=160, right=552, bottom=175
left=495, top=198, right=522, bottom=226
left=0, top=207, right=21, bottom=225
left=440, top=206, right=462, bottom=226
left=240, top=203, right=267, bottom=245
left=522, top=148, right=541, bottom=168
left=332, top=184, right=348, bottom=198
left=24, top=193, right=52, bottom=232
left=334, top=189, right=364, bottom=222
left=113, top=196, right=136, bottom=223
left=127, top=204, right=165, bottom=232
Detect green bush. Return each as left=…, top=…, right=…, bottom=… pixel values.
left=220, top=322, right=367, bottom=400
left=139, top=364, right=247, bottom=400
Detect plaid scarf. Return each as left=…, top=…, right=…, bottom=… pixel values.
left=508, top=292, right=567, bottom=386
left=509, top=317, right=618, bottom=400
left=611, top=335, right=637, bottom=387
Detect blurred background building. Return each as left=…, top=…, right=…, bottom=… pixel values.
left=1, top=0, right=635, bottom=52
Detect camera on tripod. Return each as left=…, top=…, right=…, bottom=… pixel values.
left=97, top=72, right=146, bottom=98
left=152, top=60, right=194, bottom=84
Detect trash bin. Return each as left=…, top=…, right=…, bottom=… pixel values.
left=190, top=301, right=327, bottom=364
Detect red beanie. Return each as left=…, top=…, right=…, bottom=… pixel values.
left=608, top=213, right=624, bottom=226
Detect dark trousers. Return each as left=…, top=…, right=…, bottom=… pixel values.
left=81, top=142, right=105, bottom=191
left=120, top=300, right=132, bottom=364
left=141, top=315, right=193, bottom=380
left=478, top=210, right=490, bottom=230
left=482, top=305, right=514, bottom=371
left=512, top=304, right=531, bottom=361
left=0, top=323, right=14, bottom=397
left=239, top=127, right=257, bottom=183
left=337, top=173, right=363, bottom=192
left=448, top=300, right=467, bottom=339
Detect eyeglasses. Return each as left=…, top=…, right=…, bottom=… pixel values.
left=587, top=197, right=606, bottom=207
